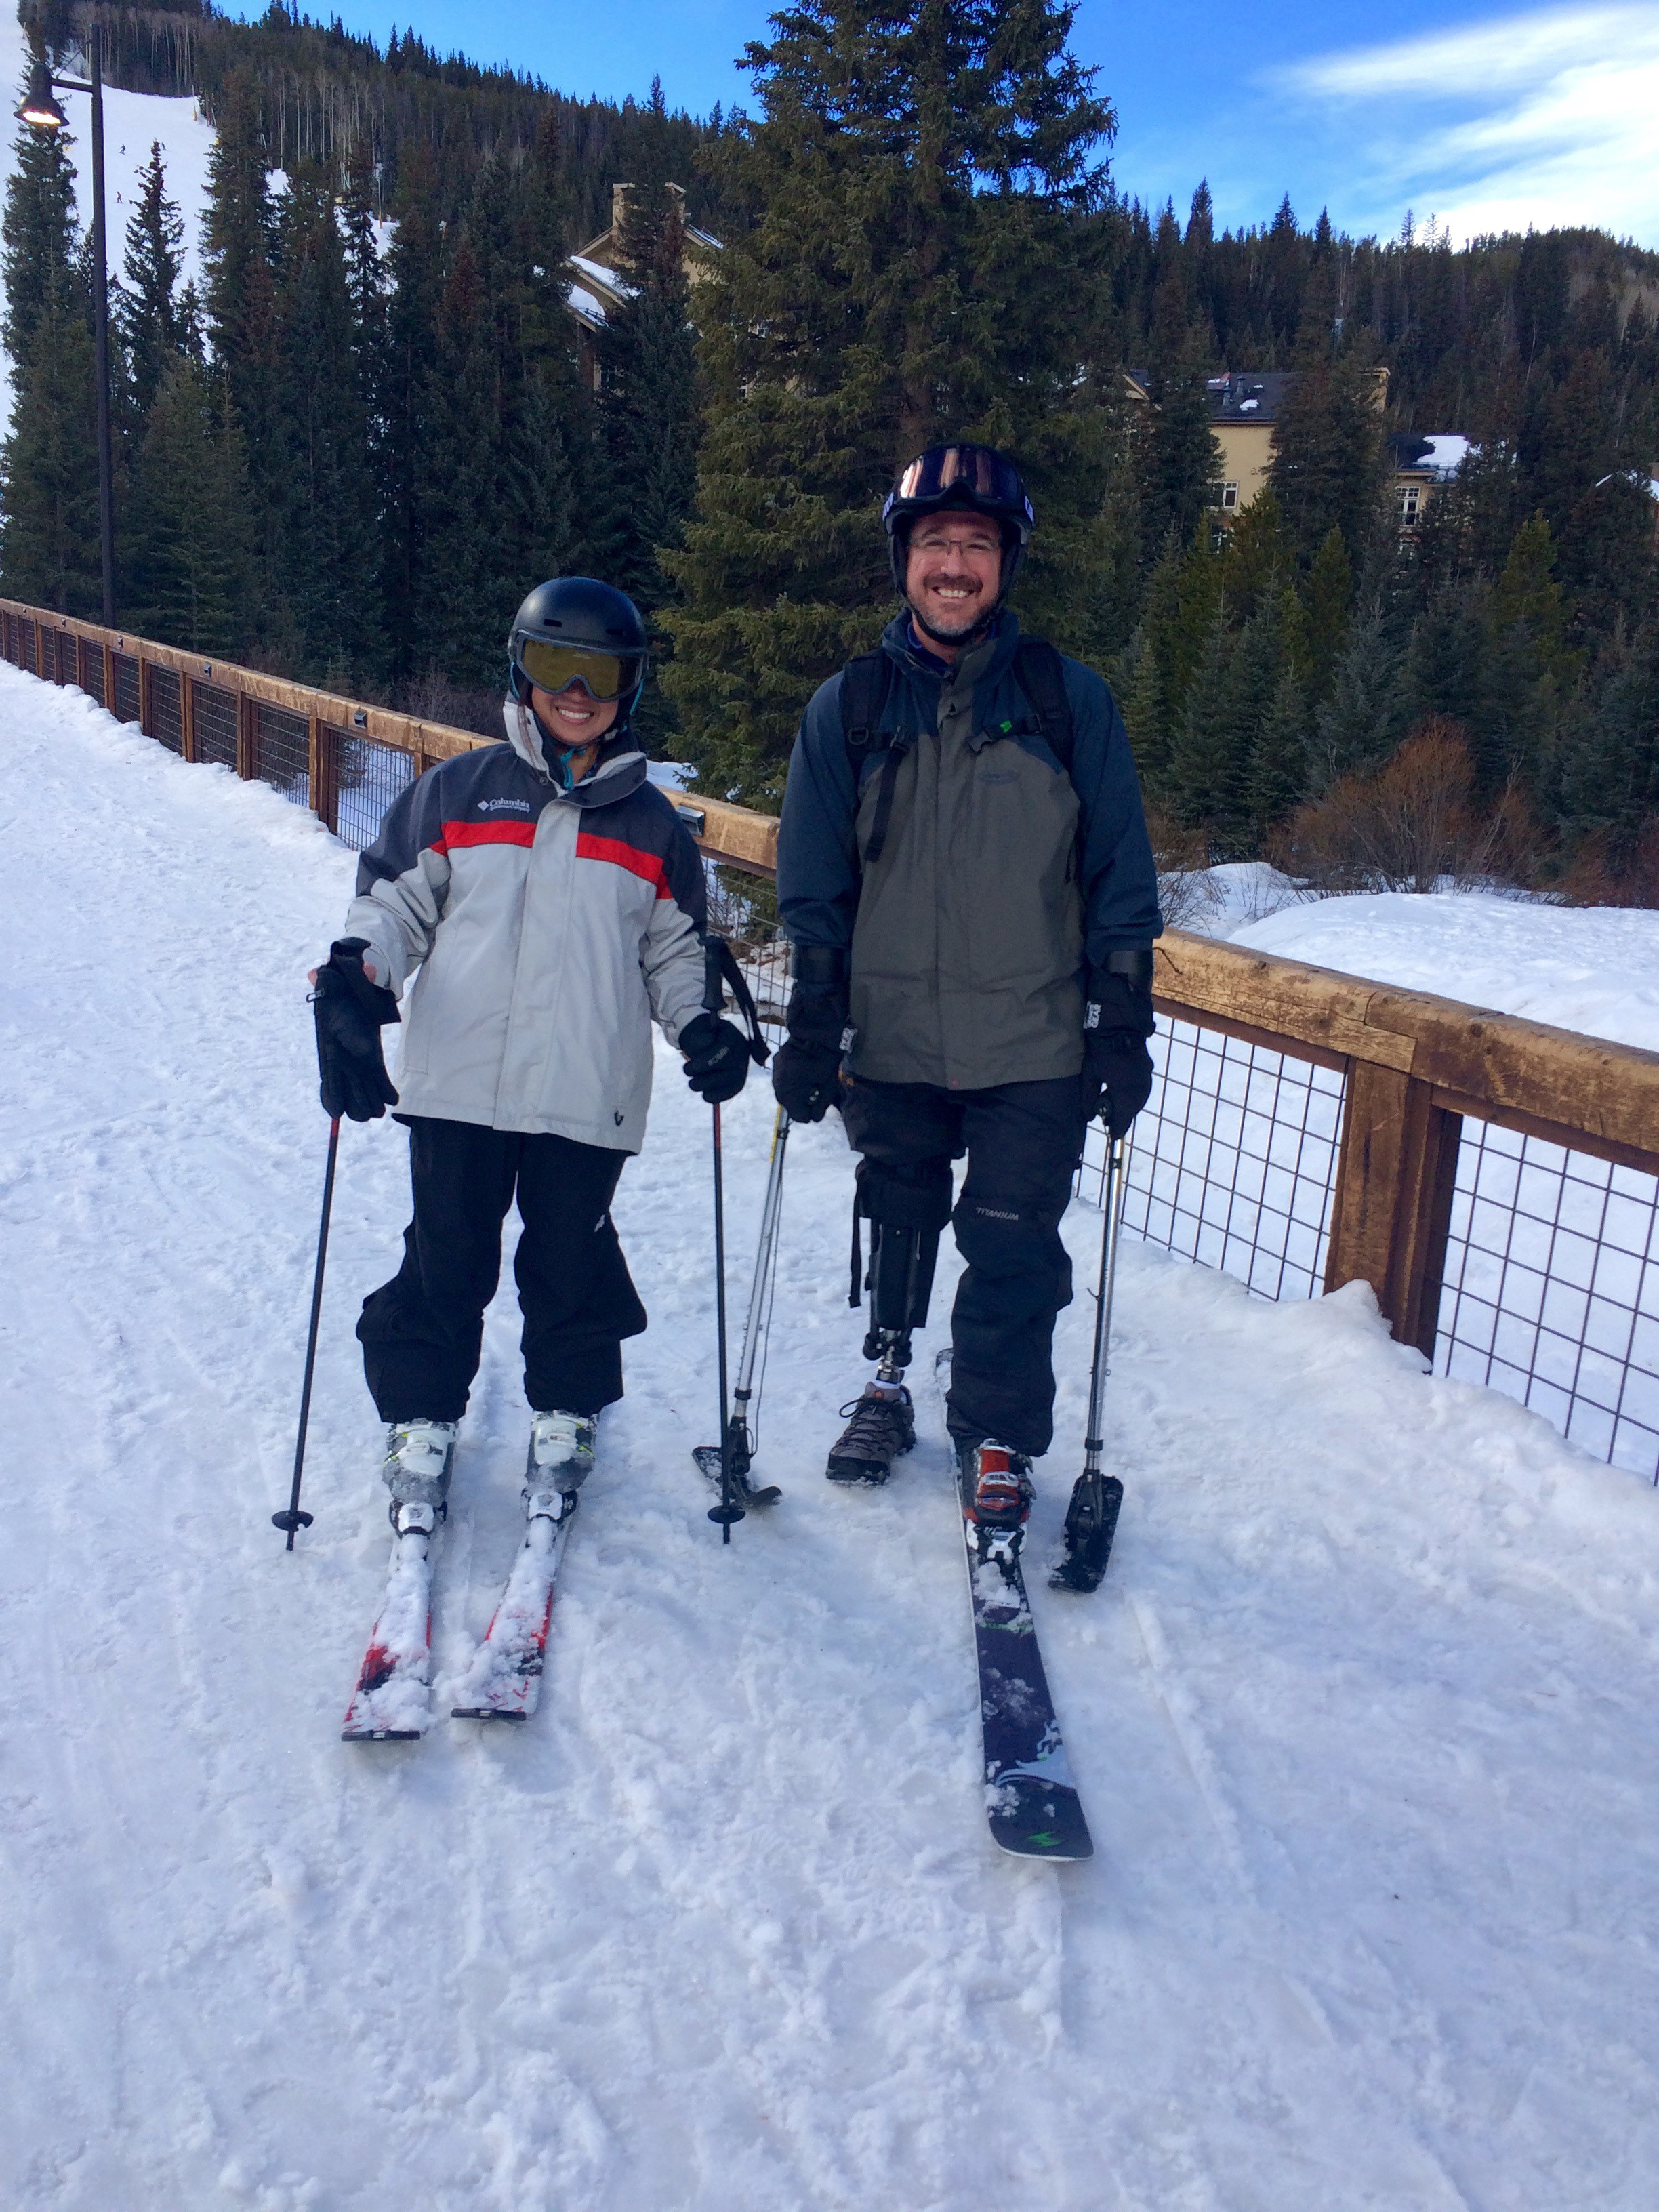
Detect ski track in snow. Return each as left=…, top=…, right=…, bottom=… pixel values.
left=3, top=663, right=1659, bottom=2209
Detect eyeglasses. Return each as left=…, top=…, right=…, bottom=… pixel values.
left=514, top=637, right=642, bottom=701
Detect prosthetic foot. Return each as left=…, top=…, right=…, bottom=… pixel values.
left=829, top=1214, right=939, bottom=1484
left=826, top=1383, right=916, bottom=1483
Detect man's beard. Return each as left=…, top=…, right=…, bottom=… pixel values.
left=909, top=591, right=994, bottom=647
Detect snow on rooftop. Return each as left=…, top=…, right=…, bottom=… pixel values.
left=1416, top=433, right=1473, bottom=479
left=569, top=251, right=630, bottom=295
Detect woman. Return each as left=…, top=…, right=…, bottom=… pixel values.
left=310, top=576, right=751, bottom=1530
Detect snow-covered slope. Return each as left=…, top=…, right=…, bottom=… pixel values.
left=5, top=668, right=1659, bottom=2209
left=0, top=9, right=218, bottom=430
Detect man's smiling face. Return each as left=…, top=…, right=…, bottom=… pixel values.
left=903, top=512, right=1005, bottom=649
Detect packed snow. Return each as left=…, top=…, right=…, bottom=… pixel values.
left=5, top=665, right=1659, bottom=2209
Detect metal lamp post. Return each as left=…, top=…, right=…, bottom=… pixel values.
left=18, top=28, right=115, bottom=626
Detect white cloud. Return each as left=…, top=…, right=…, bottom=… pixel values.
left=1267, top=4, right=1659, bottom=245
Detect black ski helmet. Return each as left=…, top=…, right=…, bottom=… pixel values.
left=507, top=576, right=649, bottom=716
left=882, top=442, right=1036, bottom=602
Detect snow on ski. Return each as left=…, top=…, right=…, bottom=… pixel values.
left=342, top=1509, right=438, bottom=1741
left=937, top=1350, right=1093, bottom=1862
left=450, top=1496, right=577, bottom=1723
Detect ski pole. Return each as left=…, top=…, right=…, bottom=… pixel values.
left=707, top=1099, right=744, bottom=1540
left=1051, top=1132, right=1128, bottom=1593
left=702, top=940, right=745, bottom=1540
left=273, top=1114, right=341, bottom=1549
left=731, top=1105, right=790, bottom=1469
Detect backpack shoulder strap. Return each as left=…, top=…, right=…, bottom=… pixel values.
left=1012, top=638, right=1075, bottom=773
left=839, top=649, right=895, bottom=769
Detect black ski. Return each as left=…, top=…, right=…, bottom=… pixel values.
left=937, top=1350, right=1092, bottom=1862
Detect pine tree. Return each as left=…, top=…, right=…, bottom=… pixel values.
left=1555, top=617, right=1659, bottom=858
left=1269, top=348, right=1391, bottom=572
left=201, top=69, right=285, bottom=644
left=1167, top=607, right=1242, bottom=845
left=662, top=0, right=1120, bottom=798
left=115, top=144, right=188, bottom=424
left=1138, top=321, right=1223, bottom=567
left=1248, top=659, right=1310, bottom=839
left=272, top=170, right=382, bottom=685
left=0, top=275, right=102, bottom=613
left=125, top=359, right=254, bottom=655
left=2, top=68, right=79, bottom=375
left=598, top=178, right=697, bottom=593
left=0, top=56, right=102, bottom=611
left=1300, top=525, right=1351, bottom=701
left=1307, top=607, right=1406, bottom=791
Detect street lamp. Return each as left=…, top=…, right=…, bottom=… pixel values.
left=17, top=33, right=115, bottom=627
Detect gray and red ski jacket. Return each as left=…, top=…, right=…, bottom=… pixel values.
left=344, top=700, right=707, bottom=1152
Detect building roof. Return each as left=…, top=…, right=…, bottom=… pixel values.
left=1207, top=371, right=1298, bottom=424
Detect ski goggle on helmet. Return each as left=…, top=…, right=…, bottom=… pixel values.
left=881, top=443, right=1035, bottom=598
left=507, top=577, right=649, bottom=710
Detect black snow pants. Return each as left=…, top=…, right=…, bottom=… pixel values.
left=358, top=1115, right=647, bottom=1424
left=842, top=1075, right=1088, bottom=1458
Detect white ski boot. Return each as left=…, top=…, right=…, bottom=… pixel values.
left=524, top=1409, right=596, bottom=1519
left=380, top=1418, right=459, bottom=1531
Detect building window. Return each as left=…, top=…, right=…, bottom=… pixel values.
left=1397, top=483, right=1422, bottom=526
left=1206, top=481, right=1240, bottom=511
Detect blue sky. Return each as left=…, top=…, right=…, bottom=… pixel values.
left=264, top=1, right=1658, bottom=248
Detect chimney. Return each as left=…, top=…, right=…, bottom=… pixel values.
left=611, top=182, right=634, bottom=234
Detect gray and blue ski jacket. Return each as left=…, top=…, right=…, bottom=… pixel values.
left=777, top=611, right=1161, bottom=1091
left=343, top=700, right=708, bottom=1151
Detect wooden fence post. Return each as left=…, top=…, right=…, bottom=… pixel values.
left=237, top=687, right=255, bottom=781
left=180, top=674, right=197, bottom=763
left=1324, top=1061, right=1462, bottom=1358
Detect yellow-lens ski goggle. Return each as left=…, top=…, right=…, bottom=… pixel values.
left=514, top=636, right=642, bottom=701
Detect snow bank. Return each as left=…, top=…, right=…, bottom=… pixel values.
left=1229, top=888, right=1659, bottom=1053
left=5, top=666, right=1659, bottom=2208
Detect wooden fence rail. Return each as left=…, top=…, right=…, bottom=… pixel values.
left=7, top=596, right=1659, bottom=1417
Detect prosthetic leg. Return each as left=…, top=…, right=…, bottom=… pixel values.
left=826, top=1163, right=949, bottom=1484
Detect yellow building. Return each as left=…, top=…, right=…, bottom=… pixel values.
left=1206, top=365, right=1392, bottom=520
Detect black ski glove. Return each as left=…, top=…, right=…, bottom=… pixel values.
left=679, top=1011, right=752, bottom=1105
left=1081, top=958, right=1156, bottom=1138
left=772, top=945, right=848, bottom=1124
left=312, top=937, right=400, bottom=1122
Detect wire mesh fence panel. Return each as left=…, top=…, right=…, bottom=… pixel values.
left=111, top=652, right=140, bottom=724
left=333, top=736, right=415, bottom=851
left=1434, top=1120, right=1659, bottom=1481
left=1096, top=1018, right=1347, bottom=1301
left=146, top=665, right=183, bottom=754
left=20, top=621, right=36, bottom=674
left=714, top=869, right=790, bottom=1029
left=78, top=638, right=105, bottom=707
left=191, top=680, right=239, bottom=770
left=254, top=700, right=310, bottom=807
left=39, top=628, right=58, bottom=682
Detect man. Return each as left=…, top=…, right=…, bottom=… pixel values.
left=771, top=443, right=1160, bottom=1547
left=310, top=576, right=752, bottom=1540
